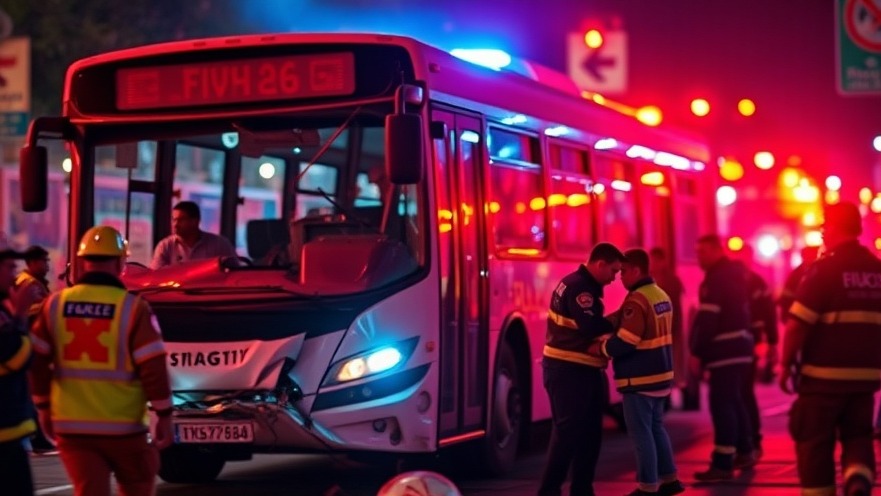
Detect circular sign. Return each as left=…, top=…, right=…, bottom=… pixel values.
left=845, top=0, right=881, bottom=52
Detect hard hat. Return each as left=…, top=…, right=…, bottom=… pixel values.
left=77, top=226, right=127, bottom=257
left=376, top=471, right=462, bottom=496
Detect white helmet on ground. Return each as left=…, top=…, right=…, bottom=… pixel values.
left=376, top=470, right=462, bottom=496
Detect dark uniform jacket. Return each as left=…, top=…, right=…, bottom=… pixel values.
left=544, top=264, right=613, bottom=367
left=789, top=240, right=881, bottom=394
left=689, top=257, right=754, bottom=368
left=745, top=268, right=779, bottom=346
left=603, top=277, right=675, bottom=393
left=779, top=261, right=811, bottom=324
left=0, top=296, right=36, bottom=443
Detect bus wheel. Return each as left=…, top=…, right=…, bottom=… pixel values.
left=482, top=341, right=522, bottom=475
left=158, top=445, right=226, bottom=483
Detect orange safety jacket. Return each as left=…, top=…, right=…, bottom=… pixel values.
left=31, top=284, right=166, bottom=435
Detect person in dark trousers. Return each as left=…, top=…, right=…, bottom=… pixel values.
left=0, top=245, right=36, bottom=495
left=777, top=245, right=821, bottom=325
left=649, top=247, right=695, bottom=411
left=14, top=245, right=56, bottom=455
left=734, top=244, right=778, bottom=461
left=780, top=201, right=881, bottom=496
left=690, top=234, right=755, bottom=481
left=537, top=242, right=625, bottom=496
left=593, top=248, right=685, bottom=496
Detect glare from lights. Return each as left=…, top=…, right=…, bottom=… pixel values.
left=781, top=168, right=801, bottom=188
left=825, top=175, right=842, bottom=191
left=592, top=183, right=606, bottom=195
left=584, top=29, right=604, bottom=49
left=787, top=155, right=803, bottom=166
left=874, top=135, right=881, bottom=152
left=860, top=187, right=874, bottom=204
left=716, top=185, right=737, bottom=206
left=825, top=190, right=840, bottom=205
left=501, top=114, right=528, bottom=125
left=610, top=180, right=632, bottom=192
left=61, top=158, right=72, bottom=173
left=802, top=211, right=819, bottom=227
left=635, top=106, right=662, bottom=126
left=461, top=130, right=480, bottom=143
left=594, top=138, right=618, bottom=150
left=221, top=132, right=239, bottom=149
left=292, top=147, right=302, bottom=154
left=805, top=230, right=823, bottom=247
left=450, top=48, right=512, bottom=71
left=756, top=234, right=780, bottom=258
left=738, top=99, right=756, bottom=117
left=544, top=125, right=570, bottom=137
left=872, top=197, right=881, bottom=214
left=728, top=236, right=744, bottom=251
left=654, top=152, right=690, bottom=170
left=690, top=98, right=710, bottom=117
left=640, top=171, right=665, bottom=186
left=258, top=162, right=276, bottom=179
left=626, top=145, right=656, bottom=160
left=875, top=238, right=881, bottom=251
left=754, top=151, right=775, bottom=170
left=719, top=158, right=744, bottom=181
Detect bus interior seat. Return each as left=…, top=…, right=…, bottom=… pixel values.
left=246, top=219, right=290, bottom=264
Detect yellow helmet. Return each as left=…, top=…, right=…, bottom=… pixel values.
left=376, top=471, right=462, bottom=496
left=77, top=226, right=127, bottom=257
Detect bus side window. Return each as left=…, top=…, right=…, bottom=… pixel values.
left=593, top=154, right=639, bottom=249
left=548, top=143, right=594, bottom=257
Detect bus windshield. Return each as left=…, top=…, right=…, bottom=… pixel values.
left=84, top=107, right=425, bottom=296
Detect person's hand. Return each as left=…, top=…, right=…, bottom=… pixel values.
left=37, top=409, right=55, bottom=442
left=779, top=364, right=793, bottom=394
left=152, top=416, right=174, bottom=450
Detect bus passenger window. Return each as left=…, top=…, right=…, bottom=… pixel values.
left=549, top=144, right=593, bottom=257
left=489, top=163, right=546, bottom=251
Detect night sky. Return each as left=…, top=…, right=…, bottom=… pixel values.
left=234, top=0, right=881, bottom=199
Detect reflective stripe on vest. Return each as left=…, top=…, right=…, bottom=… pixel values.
left=48, top=285, right=148, bottom=435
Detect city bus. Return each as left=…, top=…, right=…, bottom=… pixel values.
left=18, top=33, right=716, bottom=482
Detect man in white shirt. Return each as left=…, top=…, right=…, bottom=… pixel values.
left=150, top=201, right=237, bottom=269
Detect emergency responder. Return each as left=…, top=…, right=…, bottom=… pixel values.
left=537, top=242, right=625, bottom=496
left=0, top=245, right=36, bottom=496
left=649, top=247, right=695, bottom=411
left=14, top=245, right=56, bottom=455
left=777, top=245, right=820, bottom=324
left=29, top=226, right=174, bottom=496
left=593, top=248, right=685, bottom=496
left=736, top=244, right=778, bottom=460
left=780, top=201, right=881, bottom=496
left=690, top=234, right=756, bottom=481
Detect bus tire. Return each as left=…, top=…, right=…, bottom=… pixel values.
left=481, top=341, right=522, bottom=475
left=158, top=445, right=226, bottom=483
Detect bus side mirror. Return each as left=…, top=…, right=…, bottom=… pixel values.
left=20, top=145, right=48, bottom=212
left=385, top=113, right=423, bottom=185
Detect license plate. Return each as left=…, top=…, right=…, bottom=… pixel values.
left=176, top=422, right=254, bottom=443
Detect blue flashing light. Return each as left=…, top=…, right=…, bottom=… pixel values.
left=450, top=48, right=512, bottom=71
left=544, top=125, right=570, bottom=137
left=366, top=347, right=403, bottom=374
left=221, top=132, right=239, bottom=149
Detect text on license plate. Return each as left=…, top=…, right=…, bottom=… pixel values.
left=177, top=423, right=254, bottom=443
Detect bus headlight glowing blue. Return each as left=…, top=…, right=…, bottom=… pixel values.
left=327, top=338, right=418, bottom=385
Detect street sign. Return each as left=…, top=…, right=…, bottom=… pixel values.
left=567, top=31, right=628, bottom=94
left=836, top=0, right=881, bottom=95
left=0, top=36, right=30, bottom=137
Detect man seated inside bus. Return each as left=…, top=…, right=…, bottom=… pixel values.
left=150, top=201, right=238, bottom=269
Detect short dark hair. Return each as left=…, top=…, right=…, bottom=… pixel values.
left=623, top=248, right=650, bottom=273
left=173, top=201, right=201, bottom=221
left=23, top=245, right=49, bottom=261
left=588, top=242, right=625, bottom=264
left=696, top=234, right=723, bottom=248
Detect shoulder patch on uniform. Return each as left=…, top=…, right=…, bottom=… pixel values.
left=576, top=292, right=594, bottom=308
left=653, top=301, right=672, bottom=315
left=554, top=282, right=567, bottom=298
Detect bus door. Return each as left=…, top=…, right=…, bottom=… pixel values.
left=432, top=108, right=489, bottom=440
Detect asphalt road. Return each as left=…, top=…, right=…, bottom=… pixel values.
left=28, top=382, right=881, bottom=495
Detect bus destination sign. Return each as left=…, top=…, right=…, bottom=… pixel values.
left=116, top=52, right=356, bottom=111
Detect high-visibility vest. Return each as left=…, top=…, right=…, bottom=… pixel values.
left=46, top=284, right=149, bottom=435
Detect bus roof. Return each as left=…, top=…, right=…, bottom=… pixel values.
left=65, top=32, right=710, bottom=166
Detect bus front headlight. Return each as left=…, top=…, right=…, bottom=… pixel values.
left=325, top=337, right=418, bottom=386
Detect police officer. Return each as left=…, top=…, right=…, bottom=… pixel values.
left=29, top=226, right=174, bottom=496
left=537, top=242, right=625, bottom=496
left=780, top=201, right=881, bottom=496
left=736, top=244, right=778, bottom=459
left=0, top=245, right=36, bottom=496
left=690, top=234, right=755, bottom=481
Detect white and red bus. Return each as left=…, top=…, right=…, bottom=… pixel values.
left=19, top=33, right=716, bottom=482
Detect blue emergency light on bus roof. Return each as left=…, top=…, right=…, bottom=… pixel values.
left=449, top=48, right=512, bottom=71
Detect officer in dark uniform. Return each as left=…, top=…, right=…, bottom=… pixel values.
left=537, top=242, right=625, bottom=496
left=736, top=244, right=778, bottom=459
left=690, top=234, right=755, bottom=481
left=777, top=245, right=820, bottom=324
left=780, top=201, right=881, bottom=496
